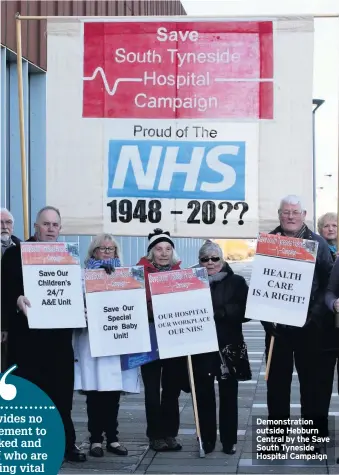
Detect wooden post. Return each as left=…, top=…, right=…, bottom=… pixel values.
left=265, top=335, right=275, bottom=381
left=187, top=355, right=205, bottom=458
left=16, top=15, right=29, bottom=240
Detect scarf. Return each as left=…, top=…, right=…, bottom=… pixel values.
left=86, top=257, right=121, bottom=270
left=152, top=262, right=172, bottom=272
left=208, top=271, right=227, bottom=284
left=275, top=223, right=308, bottom=239
left=329, top=244, right=337, bottom=255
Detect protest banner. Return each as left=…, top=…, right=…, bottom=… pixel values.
left=245, top=233, right=318, bottom=326
left=148, top=267, right=218, bottom=359
left=120, top=323, right=159, bottom=371
left=21, top=242, right=86, bottom=329
left=84, top=266, right=151, bottom=357
left=45, top=18, right=313, bottom=238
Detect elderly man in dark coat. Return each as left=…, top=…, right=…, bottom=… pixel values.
left=1, top=206, right=86, bottom=463
left=1, top=208, right=21, bottom=256
left=262, top=195, right=333, bottom=445
left=1, top=207, right=21, bottom=371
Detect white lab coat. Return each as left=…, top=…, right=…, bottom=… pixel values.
left=73, top=268, right=140, bottom=393
left=73, top=328, right=140, bottom=393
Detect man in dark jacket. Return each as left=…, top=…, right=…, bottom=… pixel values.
left=1, top=206, right=86, bottom=463
left=262, top=195, right=333, bottom=443
left=1, top=208, right=21, bottom=371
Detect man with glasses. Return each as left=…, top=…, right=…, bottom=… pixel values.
left=261, top=195, right=333, bottom=448
left=1, top=206, right=86, bottom=463
left=1, top=208, right=21, bottom=256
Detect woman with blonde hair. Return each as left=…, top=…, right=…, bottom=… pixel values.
left=318, top=212, right=337, bottom=261
left=74, top=233, right=139, bottom=458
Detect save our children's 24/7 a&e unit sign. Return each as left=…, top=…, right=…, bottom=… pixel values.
left=46, top=18, right=314, bottom=237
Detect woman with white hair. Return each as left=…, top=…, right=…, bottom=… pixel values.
left=74, top=233, right=139, bottom=458
left=193, top=240, right=251, bottom=455
left=137, top=228, right=187, bottom=452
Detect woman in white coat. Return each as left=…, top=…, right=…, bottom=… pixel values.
left=74, top=234, right=140, bottom=458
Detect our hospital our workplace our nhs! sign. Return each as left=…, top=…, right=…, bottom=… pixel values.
left=46, top=17, right=314, bottom=237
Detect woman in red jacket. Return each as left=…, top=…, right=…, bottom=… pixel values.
left=137, top=228, right=185, bottom=452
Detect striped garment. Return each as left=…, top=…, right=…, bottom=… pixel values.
left=85, top=257, right=121, bottom=269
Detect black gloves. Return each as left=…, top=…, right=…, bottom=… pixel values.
left=99, top=264, right=115, bottom=275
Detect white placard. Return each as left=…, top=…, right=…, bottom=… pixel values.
left=245, top=233, right=318, bottom=326
left=149, top=268, right=219, bottom=359
left=85, top=267, right=151, bottom=357
left=21, top=242, right=86, bottom=329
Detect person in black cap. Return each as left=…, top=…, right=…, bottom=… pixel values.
left=137, top=229, right=187, bottom=452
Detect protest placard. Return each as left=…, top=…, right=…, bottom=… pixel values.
left=21, top=242, right=86, bottom=329
left=149, top=268, right=218, bottom=359
left=85, top=266, right=151, bottom=357
left=245, top=233, right=318, bottom=326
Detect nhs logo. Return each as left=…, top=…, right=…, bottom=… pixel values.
left=107, top=140, right=245, bottom=200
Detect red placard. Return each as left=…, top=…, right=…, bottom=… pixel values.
left=21, top=242, right=79, bottom=265
left=85, top=268, right=144, bottom=293
left=256, top=233, right=318, bottom=262
left=148, top=268, right=209, bottom=296
left=83, top=21, right=273, bottom=119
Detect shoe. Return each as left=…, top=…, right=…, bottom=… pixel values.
left=89, top=443, right=104, bottom=458
left=107, top=442, right=128, bottom=456
left=165, top=437, right=182, bottom=451
left=222, top=444, right=237, bottom=455
left=203, top=441, right=215, bottom=454
left=64, top=445, right=87, bottom=462
left=149, top=438, right=169, bottom=451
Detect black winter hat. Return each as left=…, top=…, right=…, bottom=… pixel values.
left=147, top=228, right=175, bottom=252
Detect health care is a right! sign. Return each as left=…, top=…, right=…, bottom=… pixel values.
left=245, top=233, right=318, bottom=327
left=46, top=18, right=314, bottom=238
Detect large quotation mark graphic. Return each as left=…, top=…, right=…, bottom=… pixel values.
left=0, top=365, right=18, bottom=401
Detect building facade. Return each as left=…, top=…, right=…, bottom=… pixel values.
left=1, top=0, right=203, bottom=266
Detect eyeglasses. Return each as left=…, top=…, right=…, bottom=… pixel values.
left=280, top=211, right=303, bottom=217
left=97, top=247, right=116, bottom=253
left=200, top=257, right=220, bottom=263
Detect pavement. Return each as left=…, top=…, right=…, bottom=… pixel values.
left=60, top=260, right=339, bottom=475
